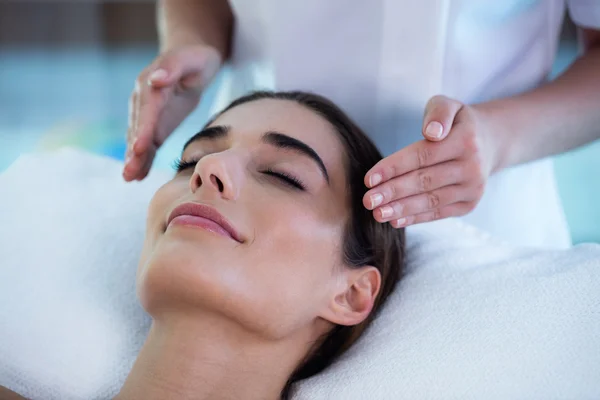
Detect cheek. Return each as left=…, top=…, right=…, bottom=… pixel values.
left=235, top=203, right=345, bottom=335
left=137, top=181, right=183, bottom=278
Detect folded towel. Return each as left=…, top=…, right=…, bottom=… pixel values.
left=1, top=149, right=599, bottom=400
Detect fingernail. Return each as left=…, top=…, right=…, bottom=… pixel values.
left=394, top=217, right=407, bottom=227
left=370, top=193, right=383, bottom=209
left=369, top=173, right=382, bottom=187
left=426, top=121, right=444, bottom=139
left=148, top=68, right=168, bottom=85
left=132, top=136, right=139, bottom=153
left=380, top=205, right=393, bottom=219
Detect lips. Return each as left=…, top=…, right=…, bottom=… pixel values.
left=167, top=202, right=244, bottom=243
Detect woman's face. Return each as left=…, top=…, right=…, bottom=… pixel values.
left=138, top=98, right=364, bottom=338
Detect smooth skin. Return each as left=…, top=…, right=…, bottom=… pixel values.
left=1, top=98, right=381, bottom=399
left=124, top=0, right=600, bottom=229
left=363, top=30, right=600, bottom=228
left=119, top=98, right=381, bottom=399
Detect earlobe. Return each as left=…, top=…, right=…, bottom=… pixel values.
left=322, top=266, right=381, bottom=327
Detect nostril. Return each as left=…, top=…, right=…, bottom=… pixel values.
left=211, top=174, right=224, bottom=192
left=193, top=174, right=202, bottom=190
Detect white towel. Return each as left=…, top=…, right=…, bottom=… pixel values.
left=0, top=149, right=169, bottom=399
left=1, top=149, right=599, bottom=400
left=294, top=224, right=600, bottom=399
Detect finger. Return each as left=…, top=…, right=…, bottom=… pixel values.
left=364, top=160, right=467, bottom=209
left=132, top=81, right=164, bottom=158
left=372, top=184, right=473, bottom=222
left=147, top=47, right=219, bottom=91
left=365, top=139, right=463, bottom=188
left=123, top=85, right=152, bottom=181
left=389, top=201, right=476, bottom=228
left=126, top=89, right=139, bottom=158
left=422, top=95, right=463, bottom=142
left=122, top=145, right=147, bottom=181
left=146, top=53, right=185, bottom=88
left=135, top=144, right=157, bottom=181
left=147, top=68, right=170, bottom=88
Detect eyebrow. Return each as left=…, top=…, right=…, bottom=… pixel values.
left=182, top=125, right=229, bottom=151
left=182, top=125, right=330, bottom=183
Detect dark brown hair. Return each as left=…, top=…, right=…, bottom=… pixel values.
left=212, top=91, right=405, bottom=399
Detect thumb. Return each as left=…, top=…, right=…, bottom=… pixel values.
left=147, top=47, right=221, bottom=90
left=422, top=95, right=463, bottom=142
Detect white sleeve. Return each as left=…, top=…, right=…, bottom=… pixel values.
left=567, top=0, right=600, bottom=28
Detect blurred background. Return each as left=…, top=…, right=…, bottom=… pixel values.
left=0, top=1, right=598, bottom=243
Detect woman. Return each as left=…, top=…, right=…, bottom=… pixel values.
left=124, top=90, right=405, bottom=399
left=0, top=91, right=405, bottom=399
left=123, top=0, right=600, bottom=249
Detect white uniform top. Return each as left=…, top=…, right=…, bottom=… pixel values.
left=212, top=0, right=600, bottom=249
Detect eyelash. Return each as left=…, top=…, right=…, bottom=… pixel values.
left=172, top=158, right=198, bottom=173
left=172, top=158, right=306, bottom=191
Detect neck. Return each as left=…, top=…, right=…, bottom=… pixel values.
left=116, top=311, right=309, bottom=400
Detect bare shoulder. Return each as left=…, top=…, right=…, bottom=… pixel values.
left=0, top=386, right=28, bottom=400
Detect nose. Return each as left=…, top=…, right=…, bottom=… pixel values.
left=189, top=151, right=243, bottom=201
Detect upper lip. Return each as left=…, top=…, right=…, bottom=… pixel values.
left=167, top=202, right=244, bottom=243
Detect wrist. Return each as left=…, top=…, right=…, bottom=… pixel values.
left=473, top=100, right=516, bottom=174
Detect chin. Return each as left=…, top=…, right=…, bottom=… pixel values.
left=136, top=241, right=237, bottom=318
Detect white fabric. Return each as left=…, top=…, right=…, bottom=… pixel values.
left=1, top=150, right=600, bottom=399
left=0, top=149, right=169, bottom=399
left=215, top=0, right=600, bottom=248
left=569, top=0, right=600, bottom=28
left=294, top=222, right=600, bottom=399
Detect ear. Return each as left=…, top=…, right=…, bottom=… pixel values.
left=320, top=266, right=381, bottom=326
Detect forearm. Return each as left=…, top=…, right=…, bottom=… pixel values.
left=157, top=0, right=234, bottom=60
left=480, top=44, right=600, bottom=172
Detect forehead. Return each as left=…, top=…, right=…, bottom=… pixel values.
left=210, top=98, right=347, bottom=172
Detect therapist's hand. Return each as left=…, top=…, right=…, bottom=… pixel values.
left=123, top=45, right=221, bottom=181
left=363, top=95, right=500, bottom=228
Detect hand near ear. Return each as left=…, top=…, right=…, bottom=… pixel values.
left=364, top=95, right=501, bottom=228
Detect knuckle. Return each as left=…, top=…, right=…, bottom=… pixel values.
left=461, top=128, right=480, bottom=155
left=392, top=201, right=404, bottom=215
left=427, top=192, right=440, bottom=209
left=387, top=163, right=399, bottom=180
left=418, top=171, right=432, bottom=191
left=388, top=183, right=398, bottom=201
left=417, top=147, right=432, bottom=168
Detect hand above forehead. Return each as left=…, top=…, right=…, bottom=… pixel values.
left=123, top=45, right=222, bottom=182
left=363, top=95, right=502, bottom=229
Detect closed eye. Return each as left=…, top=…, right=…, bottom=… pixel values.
left=262, top=169, right=306, bottom=191
left=173, top=158, right=306, bottom=191
left=173, top=158, right=200, bottom=173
